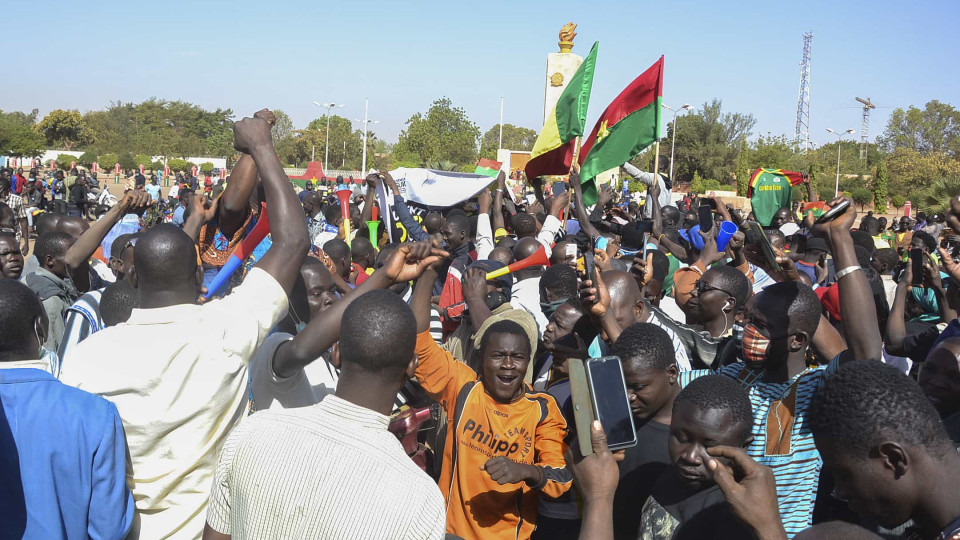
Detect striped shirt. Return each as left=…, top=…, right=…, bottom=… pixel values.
left=5, top=192, right=26, bottom=242
left=679, top=355, right=841, bottom=538
left=207, top=395, right=446, bottom=540
left=57, top=290, right=104, bottom=368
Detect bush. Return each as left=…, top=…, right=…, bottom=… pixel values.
left=167, top=158, right=188, bottom=173
left=118, top=152, right=136, bottom=170
left=891, top=195, right=906, bottom=213
left=134, top=154, right=153, bottom=169
left=99, top=153, right=118, bottom=169
left=78, top=151, right=97, bottom=168
left=690, top=172, right=705, bottom=194
left=200, top=162, right=215, bottom=174
left=850, top=187, right=873, bottom=211
left=702, top=178, right=723, bottom=192
left=152, top=161, right=163, bottom=171
left=56, top=154, right=78, bottom=170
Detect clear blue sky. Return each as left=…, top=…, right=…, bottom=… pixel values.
left=7, top=0, right=958, bottom=148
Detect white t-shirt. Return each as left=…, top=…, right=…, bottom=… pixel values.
left=249, top=332, right=339, bottom=411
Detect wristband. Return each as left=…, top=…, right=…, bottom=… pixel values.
left=834, top=265, right=861, bottom=280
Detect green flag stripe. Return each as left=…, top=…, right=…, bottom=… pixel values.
left=579, top=97, right=661, bottom=183
left=555, top=42, right=599, bottom=143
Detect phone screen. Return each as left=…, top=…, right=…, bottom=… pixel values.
left=584, top=250, right=596, bottom=284
left=552, top=182, right=567, bottom=196
left=586, top=357, right=637, bottom=450
left=911, top=248, right=924, bottom=286
left=698, top=205, right=714, bottom=232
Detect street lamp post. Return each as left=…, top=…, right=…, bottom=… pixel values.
left=662, top=103, right=693, bottom=182
left=825, top=128, right=856, bottom=197
left=353, top=98, right=379, bottom=175
left=313, top=101, right=344, bottom=168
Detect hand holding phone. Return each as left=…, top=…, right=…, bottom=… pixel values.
left=910, top=248, right=924, bottom=286
left=699, top=205, right=714, bottom=233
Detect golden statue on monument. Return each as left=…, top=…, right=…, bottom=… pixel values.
left=558, top=22, right=577, bottom=53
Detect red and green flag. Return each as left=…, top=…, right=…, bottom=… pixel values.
left=578, top=56, right=664, bottom=206
left=525, top=41, right=599, bottom=182
left=474, top=158, right=502, bottom=178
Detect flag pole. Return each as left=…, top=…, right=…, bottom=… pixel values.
left=563, top=136, right=582, bottom=230
left=651, top=140, right=661, bottom=206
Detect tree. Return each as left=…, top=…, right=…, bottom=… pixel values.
left=78, top=151, right=98, bottom=168
left=118, top=152, right=136, bottom=171
left=851, top=187, right=873, bottom=211
left=134, top=154, right=153, bottom=169
left=734, top=140, right=750, bottom=196
left=167, top=158, right=188, bottom=173
left=270, top=110, right=295, bottom=144
left=200, top=162, right=214, bottom=174
left=395, top=97, right=480, bottom=168
left=56, top=154, right=78, bottom=170
left=873, top=161, right=889, bottom=212
left=923, top=177, right=960, bottom=213
left=884, top=147, right=960, bottom=195
left=880, top=100, right=960, bottom=157
left=36, top=109, right=91, bottom=150
left=668, top=99, right=756, bottom=186
left=0, top=109, right=45, bottom=157
left=478, top=124, right=537, bottom=159
left=690, top=172, right=705, bottom=194
left=99, top=153, right=118, bottom=168
left=891, top=194, right=906, bottom=216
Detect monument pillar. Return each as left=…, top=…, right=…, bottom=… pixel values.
left=543, top=23, right=583, bottom=124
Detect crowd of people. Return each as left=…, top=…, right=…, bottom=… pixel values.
left=1, top=108, right=959, bottom=540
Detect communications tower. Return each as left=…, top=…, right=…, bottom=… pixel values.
left=794, top=32, right=813, bottom=151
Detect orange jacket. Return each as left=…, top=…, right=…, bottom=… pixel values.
left=414, top=332, right=572, bottom=540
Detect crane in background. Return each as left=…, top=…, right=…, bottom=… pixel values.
left=856, top=97, right=876, bottom=161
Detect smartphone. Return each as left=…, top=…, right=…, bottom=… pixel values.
left=565, top=243, right=578, bottom=259
left=584, top=356, right=638, bottom=451
left=815, top=200, right=851, bottom=224
left=552, top=182, right=567, bottom=196
left=910, top=247, right=924, bottom=286
left=698, top=205, right=714, bottom=233
left=637, top=220, right=654, bottom=234
left=594, top=236, right=610, bottom=252
left=751, top=222, right=782, bottom=272
left=584, top=249, right=597, bottom=284
left=702, top=198, right=718, bottom=210
left=795, top=235, right=808, bottom=254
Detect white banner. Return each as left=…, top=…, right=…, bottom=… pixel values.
left=376, top=168, right=495, bottom=242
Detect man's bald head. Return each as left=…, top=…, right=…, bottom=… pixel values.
left=489, top=247, right=513, bottom=267
left=132, top=224, right=198, bottom=296
left=604, top=270, right=644, bottom=330
left=56, top=216, right=90, bottom=240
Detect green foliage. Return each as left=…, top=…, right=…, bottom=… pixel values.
left=627, top=179, right=647, bottom=193
left=423, top=160, right=457, bottom=171
left=167, top=158, right=189, bottom=173
left=134, top=154, right=153, bottom=168
left=873, top=161, right=889, bottom=211
left=82, top=99, right=234, bottom=157
left=280, top=115, right=368, bottom=169
left=479, top=124, right=537, bottom=159
left=690, top=172, right=705, bottom=194
left=395, top=97, right=480, bottom=169
left=99, top=153, right=118, bottom=168
left=56, top=154, right=78, bottom=170
left=37, top=109, right=91, bottom=150
left=891, top=195, right=906, bottom=215
left=668, top=99, right=756, bottom=185
left=117, top=152, right=136, bottom=170
left=734, top=140, right=750, bottom=196
left=200, top=162, right=215, bottom=174
left=702, top=178, right=723, bottom=192
left=923, top=177, right=960, bottom=212
left=884, top=147, right=960, bottom=195
left=880, top=100, right=960, bottom=157
left=850, top=187, right=873, bottom=211
left=270, top=110, right=295, bottom=145
left=152, top=161, right=163, bottom=171
left=0, top=109, right=44, bottom=157
left=78, top=151, right=98, bottom=168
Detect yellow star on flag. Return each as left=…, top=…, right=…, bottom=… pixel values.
left=597, top=120, right=610, bottom=142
